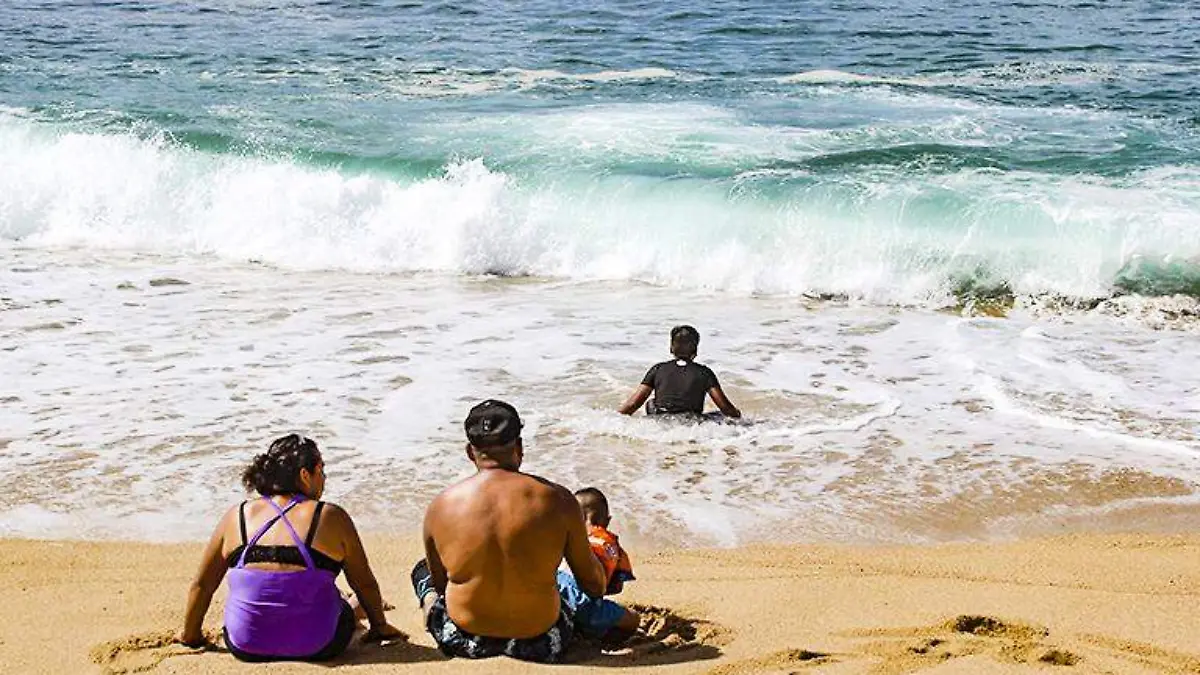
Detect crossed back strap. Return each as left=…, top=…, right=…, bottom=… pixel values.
left=235, top=495, right=315, bottom=570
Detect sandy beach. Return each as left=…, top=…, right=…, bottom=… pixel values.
left=3, top=533, right=1195, bottom=674
left=6, top=1, right=1200, bottom=674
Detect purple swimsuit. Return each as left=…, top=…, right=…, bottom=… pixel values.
left=223, top=496, right=344, bottom=658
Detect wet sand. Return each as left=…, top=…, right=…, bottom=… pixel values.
left=7, top=533, right=1200, bottom=674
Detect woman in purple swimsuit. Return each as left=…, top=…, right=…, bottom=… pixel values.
left=177, top=434, right=403, bottom=661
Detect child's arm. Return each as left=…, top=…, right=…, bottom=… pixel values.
left=706, top=367, right=740, bottom=418
left=708, top=384, right=741, bottom=418
left=605, top=542, right=636, bottom=595
left=619, top=363, right=661, bottom=415
left=617, top=384, right=653, bottom=415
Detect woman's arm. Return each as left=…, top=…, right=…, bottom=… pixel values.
left=329, top=505, right=404, bottom=641
left=178, top=508, right=232, bottom=646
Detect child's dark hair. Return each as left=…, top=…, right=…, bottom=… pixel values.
left=574, top=487, right=610, bottom=522
left=670, top=324, right=700, bottom=360
left=242, top=434, right=322, bottom=496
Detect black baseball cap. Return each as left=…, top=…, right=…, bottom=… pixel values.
left=464, top=399, right=523, bottom=448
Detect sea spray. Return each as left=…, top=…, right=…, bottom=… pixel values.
left=3, top=115, right=1198, bottom=304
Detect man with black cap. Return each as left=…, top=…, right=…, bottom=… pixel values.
left=411, top=400, right=607, bottom=662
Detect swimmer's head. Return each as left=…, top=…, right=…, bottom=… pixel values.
left=670, top=324, right=700, bottom=361
left=574, top=487, right=610, bottom=528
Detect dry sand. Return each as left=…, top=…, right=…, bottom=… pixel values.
left=4, top=534, right=1200, bottom=674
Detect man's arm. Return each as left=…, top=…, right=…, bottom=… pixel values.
left=561, top=492, right=607, bottom=597
left=617, top=384, right=653, bottom=415
left=422, top=501, right=449, bottom=597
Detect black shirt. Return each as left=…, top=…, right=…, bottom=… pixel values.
left=641, top=360, right=719, bottom=415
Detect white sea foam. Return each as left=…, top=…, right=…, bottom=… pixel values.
left=505, top=67, right=680, bottom=83
left=207, top=65, right=688, bottom=99
left=374, top=67, right=684, bottom=97
left=777, top=62, right=1194, bottom=90
left=3, top=113, right=1199, bottom=304
left=777, top=69, right=915, bottom=86
left=1, top=249, right=1196, bottom=545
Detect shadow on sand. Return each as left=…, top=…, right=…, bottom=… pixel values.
left=319, top=637, right=445, bottom=667
left=567, top=604, right=728, bottom=667
left=338, top=604, right=728, bottom=669
left=89, top=628, right=444, bottom=673
left=92, top=605, right=725, bottom=672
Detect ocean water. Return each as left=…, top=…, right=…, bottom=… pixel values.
left=1, top=0, right=1199, bottom=545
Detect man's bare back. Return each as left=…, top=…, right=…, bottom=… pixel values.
left=426, top=470, right=599, bottom=637
left=418, top=400, right=606, bottom=650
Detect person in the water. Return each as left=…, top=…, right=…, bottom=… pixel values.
left=617, top=325, right=741, bottom=419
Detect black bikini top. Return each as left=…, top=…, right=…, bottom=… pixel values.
left=225, top=500, right=343, bottom=575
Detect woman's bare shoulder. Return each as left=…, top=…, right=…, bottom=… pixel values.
left=317, top=501, right=357, bottom=529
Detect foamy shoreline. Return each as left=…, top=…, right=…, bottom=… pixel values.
left=4, top=248, right=1199, bottom=550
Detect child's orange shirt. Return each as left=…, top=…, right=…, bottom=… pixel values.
left=588, top=525, right=635, bottom=594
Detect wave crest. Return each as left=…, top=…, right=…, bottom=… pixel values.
left=2, top=117, right=1199, bottom=304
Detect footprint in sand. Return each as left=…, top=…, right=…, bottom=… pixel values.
left=706, top=648, right=833, bottom=675
left=847, top=615, right=1200, bottom=673
left=89, top=629, right=220, bottom=675
left=1077, top=634, right=1200, bottom=674
left=633, top=603, right=731, bottom=650
left=842, top=615, right=1080, bottom=673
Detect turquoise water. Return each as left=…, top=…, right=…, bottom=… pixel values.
left=3, top=0, right=1200, bottom=301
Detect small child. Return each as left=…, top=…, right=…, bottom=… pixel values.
left=557, top=487, right=641, bottom=642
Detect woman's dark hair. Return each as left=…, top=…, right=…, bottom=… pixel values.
left=670, top=324, right=700, bottom=360
left=242, top=434, right=322, bottom=496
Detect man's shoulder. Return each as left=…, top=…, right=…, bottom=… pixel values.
left=505, top=471, right=571, bottom=500
left=426, top=475, right=476, bottom=511
left=431, top=471, right=572, bottom=503
left=509, top=472, right=581, bottom=516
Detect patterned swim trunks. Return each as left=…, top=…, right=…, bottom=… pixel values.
left=412, top=559, right=575, bottom=663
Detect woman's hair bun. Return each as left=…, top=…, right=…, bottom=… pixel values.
left=242, top=434, right=321, bottom=496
